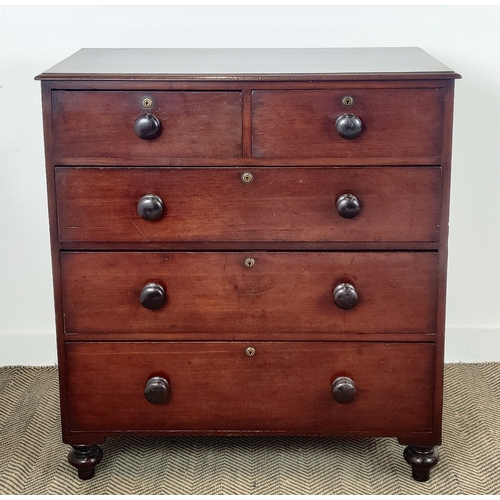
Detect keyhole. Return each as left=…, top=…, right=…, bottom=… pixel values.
left=241, top=172, right=254, bottom=184
left=342, top=96, right=354, bottom=106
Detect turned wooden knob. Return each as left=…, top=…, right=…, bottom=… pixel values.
left=137, top=194, right=164, bottom=221
left=336, top=193, right=360, bottom=219
left=336, top=113, right=362, bottom=140
left=332, top=376, right=356, bottom=404
left=333, top=283, right=358, bottom=310
left=133, top=114, right=161, bottom=140
left=144, top=376, right=170, bottom=404
left=140, top=283, right=166, bottom=310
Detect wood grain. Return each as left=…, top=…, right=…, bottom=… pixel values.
left=65, top=341, right=435, bottom=434
left=37, top=48, right=458, bottom=468
left=55, top=166, right=442, bottom=245
left=252, top=89, right=444, bottom=159
left=51, top=91, right=243, bottom=159
left=60, top=251, right=439, bottom=336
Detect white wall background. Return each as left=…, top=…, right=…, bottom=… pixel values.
left=1, top=5, right=499, bottom=365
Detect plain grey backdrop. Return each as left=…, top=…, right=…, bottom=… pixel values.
left=0, top=5, right=499, bottom=364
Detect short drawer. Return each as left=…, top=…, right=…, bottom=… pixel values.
left=252, top=89, right=444, bottom=160
left=51, top=91, right=242, bottom=160
left=65, top=341, right=435, bottom=434
left=56, top=166, right=441, bottom=244
left=60, top=251, right=438, bottom=336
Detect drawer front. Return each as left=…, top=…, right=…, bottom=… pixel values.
left=51, top=91, right=243, bottom=159
left=56, top=166, right=441, bottom=244
left=66, top=341, right=434, bottom=434
left=252, top=89, right=444, bottom=160
left=61, top=251, right=438, bottom=335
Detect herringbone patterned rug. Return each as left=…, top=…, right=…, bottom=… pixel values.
left=0, top=363, right=499, bottom=494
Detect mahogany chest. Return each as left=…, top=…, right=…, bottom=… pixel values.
left=36, top=48, right=460, bottom=481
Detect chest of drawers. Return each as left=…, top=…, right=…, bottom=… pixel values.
left=36, top=48, right=459, bottom=482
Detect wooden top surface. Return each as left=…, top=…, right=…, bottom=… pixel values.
left=36, top=48, right=460, bottom=81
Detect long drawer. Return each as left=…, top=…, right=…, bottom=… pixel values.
left=60, top=251, right=439, bottom=336
left=51, top=91, right=243, bottom=159
left=252, top=89, right=444, bottom=160
left=66, top=341, right=435, bottom=434
left=55, top=166, right=442, bottom=244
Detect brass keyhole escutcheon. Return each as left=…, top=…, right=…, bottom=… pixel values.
left=244, top=257, right=255, bottom=268
left=142, top=97, right=153, bottom=108
left=241, top=172, right=254, bottom=184
left=342, top=95, right=354, bottom=106
left=245, top=347, right=256, bottom=357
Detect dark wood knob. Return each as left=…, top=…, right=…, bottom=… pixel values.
left=332, top=376, right=356, bottom=404
left=336, top=113, right=362, bottom=140
left=144, top=376, right=170, bottom=404
left=333, top=283, right=358, bottom=310
left=140, top=282, right=165, bottom=310
left=336, top=194, right=360, bottom=219
left=133, top=114, right=161, bottom=140
left=137, top=194, right=164, bottom=221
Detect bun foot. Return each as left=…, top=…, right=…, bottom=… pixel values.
left=68, top=444, right=103, bottom=480
left=403, top=445, right=439, bottom=482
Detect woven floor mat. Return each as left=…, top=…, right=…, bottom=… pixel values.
left=0, top=363, right=499, bottom=494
